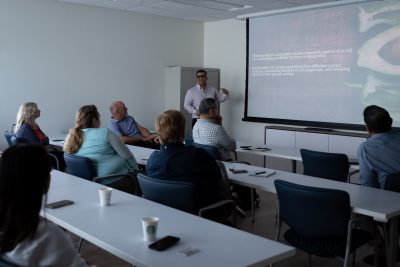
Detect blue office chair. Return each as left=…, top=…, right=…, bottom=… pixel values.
left=4, top=124, right=17, bottom=146
left=137, top=173, right=235, bottom=225
left=184, top=136, right=194, bottom=146
left=300, top=149, right=349, bottom=182
left=4, top=131, right=15, bottom=147
left=64, top=153, right=97, bottom=180
left=274, top=179, right=372, bottom=267
left=383, top=173, right=400, bottom=265
left=4, top=131, right=61, bottom=170
left=63, top=153, right=137, bottom=193
left=193, top=143, right=220, bottom=159
left=385, top=173, right=400, bottom=192
left=64, top=153, right=138, bottom=252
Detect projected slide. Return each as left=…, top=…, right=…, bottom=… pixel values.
left=246, top=0, right=400, bottom=129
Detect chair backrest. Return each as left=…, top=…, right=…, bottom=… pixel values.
left=137, top=173, right=199, bottom=214
left=63, top=153, right=96, bottom=181
left=184, top=136, right=194, bottom=146
left=48, top=152, right=60, bottom=170
left=4, top=131, right=15, bottom=147
left=215, top=160, right=234, bottom=197
left=215, top=160, right=230, bottom=185
left=300, top=149, right=349, bottom=182
left=385, top=173, right=400, bottom=192
left=0, top=257, right=21, bottom=267
left=274, top=179, right=350, bottom=238
left=193, top=143, right=220, bottom=160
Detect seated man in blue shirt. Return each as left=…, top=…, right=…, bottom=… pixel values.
left=108, top=101, right=160, bottom=149
left=357, top=105, right=400, bottom=189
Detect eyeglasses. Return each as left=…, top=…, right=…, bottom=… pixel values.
left=197, top=75, right=206, bottom=78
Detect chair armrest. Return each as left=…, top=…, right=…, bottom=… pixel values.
left=46, top=144, right=63, bottom=151
left=347, top=168, right=359, bottom=183
left=346, top=216, right=371, bottom=243
left=349, top=169, right=359, bottom=178
left=198, top=199, right=235, bottom=217
left=349, top=216, right=370, bottom=227
left=231, top=151, right=238, bottom=161
left=48, top=153, right=60, bottom=170
left=230, top=160, right=251, bottom=165
left=93, top=174, right=130, bottom=184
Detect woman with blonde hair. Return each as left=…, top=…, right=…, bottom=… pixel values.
left=64, top=105, right=138, bottom=193
left=13, top=102, right=49, bottom=145
left=13, top=102, right=66, bottom=171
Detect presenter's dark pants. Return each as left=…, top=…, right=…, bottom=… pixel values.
left=192, top=118, right=197, bottom=128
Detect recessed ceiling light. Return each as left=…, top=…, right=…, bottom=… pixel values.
left=229, top=5, right=252, bottom=12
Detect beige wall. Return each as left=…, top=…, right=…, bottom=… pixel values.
left=0, top=0, right=204, bottom=149
left=204, top=19, right=265, bottom=144
left=204, top=19, right=291, bottom=169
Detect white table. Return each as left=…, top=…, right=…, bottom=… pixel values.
left=236, top=142, right=359, bottom=173
left=49, top=170, right=87, bottom=188
left=125, top=145, right=364, bottom=220
left=44, top=171, right=295, bottom=267
left=49, top=134, right=67, bottom=148
left=82, top=145, right=398, bottom=266
left=223, top=162, right=400, bottom=267
left=127, top=145, right=157, bottom=166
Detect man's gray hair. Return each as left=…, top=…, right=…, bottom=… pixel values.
left=198, top=98, right=217, bottom=115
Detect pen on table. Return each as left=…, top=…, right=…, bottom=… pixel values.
left=265, top=171, right=277, bottom=177
left=254, top=171, right=266, bottom=175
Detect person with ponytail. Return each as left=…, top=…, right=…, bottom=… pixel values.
left=63, top=105, right=138, bottom=193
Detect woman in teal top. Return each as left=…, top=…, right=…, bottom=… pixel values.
left=63, top=105, right=138, bottom=177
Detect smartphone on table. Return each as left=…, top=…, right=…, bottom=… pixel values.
left=45, top=200, right=74, bottom=209
left=229, top=169, right=248, bottom=174
left=149, top=235, right=180, bottom=251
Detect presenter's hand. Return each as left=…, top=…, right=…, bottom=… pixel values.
left=220, top=88, right=229, bottom=95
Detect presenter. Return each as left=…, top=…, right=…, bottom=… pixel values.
left=184, top=69, right=229, bottom=127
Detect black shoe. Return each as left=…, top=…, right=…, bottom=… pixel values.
left=363, top=254, right=386, bottom=266
left=363, top=252, right=400, bottom=266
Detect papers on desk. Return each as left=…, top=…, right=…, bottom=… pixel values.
left=240, top=146, right=271, bottom=152
left=249, top=170, right=276, bottom=177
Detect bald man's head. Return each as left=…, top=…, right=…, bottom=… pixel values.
left=110, top=101, right=127, bottom=121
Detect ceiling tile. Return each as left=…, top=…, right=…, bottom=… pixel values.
left=56, top=0, right=350, bottom=22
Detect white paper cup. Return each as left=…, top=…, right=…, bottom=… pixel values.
left=141, top=217, right=159, bottom=242
left=98, top=187, right=112, bottom=206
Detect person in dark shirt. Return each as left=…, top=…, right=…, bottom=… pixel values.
left=0, top=144, right=87, bottom=266
left=146, top=110, right=229, bottom=210
left=357, top=105, right=400, bottom=188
